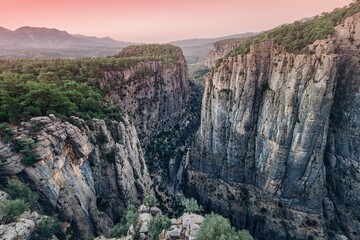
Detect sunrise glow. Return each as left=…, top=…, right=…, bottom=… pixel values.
left=0, top=0, right=354, bottom=42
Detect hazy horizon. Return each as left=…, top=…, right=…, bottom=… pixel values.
left=1, top=0, right=354, bottom=43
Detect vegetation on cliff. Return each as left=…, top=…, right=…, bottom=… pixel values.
left=196, top=213, right=253, bottom=240
left=114, top=44, right=182, bottom=65
left=0, top=180, right=65, bottom=239
left=0, top=44, right=181, bottom=125
left=0, top=180, right=38, bottom=224
left=219, top=0, right=360, bottom=60
left=109, top=204, right=139, bottom=238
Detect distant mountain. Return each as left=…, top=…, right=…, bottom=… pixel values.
left=0, top=26, right=259, bottom=60
left=0, top=27, right=11, bottom=37
left=0, top=26, right=133, bottom=59
left=0, top=26, right=131, bottom=48
left=169, top=32, right=258, bottom=64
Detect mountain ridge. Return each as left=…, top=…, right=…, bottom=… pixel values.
left=0, top=26, right=132, bottom=48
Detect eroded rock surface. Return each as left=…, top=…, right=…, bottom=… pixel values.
left=185, top=12, right=360, bottom=240
left=0, top=115, right=152, bottom=238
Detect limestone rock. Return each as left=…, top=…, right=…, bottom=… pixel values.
left=149, top=207, right=161, bottom=216
left=185, top=11, right=360, bottom=240
left=0, top=115, right=153, bottom=237
left=0, top=210, right=42, bottom=240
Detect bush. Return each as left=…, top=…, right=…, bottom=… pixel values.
left=262, top=82, right=271, bottom=92
left=109, top=204, right=139, bottom=238
left=12, top=136, right=37, bottom=153
left=196, top=212, right=253, bottom=240
left=34, top=215, right=66, bottom=240
left=143, top=195, right=158, bottom=208
left=0, top=199, right=28, bottom=224
left=109, top=223, right=129, bottom=238
left=148, top=214, right=171, bottom=240
left=182, top=198, right=203, bottom=214
left=7, top=179, right=38, bottom=203
left=0, top=123, right=15, bottom=143
left=21, top=155, right=38, bottom=166
left=97, top=132, right=108, bottom=144
left=105, top=151, right=115, bottom=163
left=125, top=204, right=139, bottom=228
left=28, top=120, right=44, bottom=133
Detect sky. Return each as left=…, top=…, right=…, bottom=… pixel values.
left=0, top=0, right=354, bottom=43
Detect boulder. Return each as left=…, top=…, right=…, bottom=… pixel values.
left=149, top=207, right=161, bottom=216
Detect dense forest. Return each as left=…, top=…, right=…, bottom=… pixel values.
left=0, top=44, right=182, bottom=125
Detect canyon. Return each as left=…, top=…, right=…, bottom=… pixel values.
left=1, top=2, right=360, bottom=240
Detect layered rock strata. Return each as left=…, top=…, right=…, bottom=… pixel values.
left=185, top=12, right=360, bottom=240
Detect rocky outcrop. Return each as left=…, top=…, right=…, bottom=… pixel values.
left=0, top=114, right=152, bottom=238
left=0, top=190, right=43, bottom=240
left=185, top=12, right=360, bottom=240
left=95, top=204, right=204, bottom=240
left=204, top=38, right=244, bottom=68
left=0, top=210, right=42, bottom=240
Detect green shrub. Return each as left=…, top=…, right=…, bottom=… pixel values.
left=143, top=195, right=158, bottom=208
left=108, top=204, right=139, bottom=238
left=0, top=199, right=28, bottom=224
left=7, top=179, right=39, bottom=203
left=0, top=123, right=15, bottom=143
left=21, top=155, right=38, bottom=166
left=148, top=214, right=171, bottom=240
left=12, top=136, right=37, bottom=153
left=105, top=151, right=115, bottom=163
left=28, top=120, right=44, bottom=133
left=182, top=197, right=203, bottom=214
left=109, top=223, right=129, bottom=238
left=196, top=212, right=253, bottom=240
left=34, top=215, right=66, bottom=240
left=97, top=132, right=108, bottom=144
left=125, top=205, right=139, bottom=228
left=262, top=82, right=271, bottom=92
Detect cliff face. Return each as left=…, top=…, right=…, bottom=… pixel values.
left=324, top=14, right=360, bottom=238
left=185, top=13, right=360, bottom=240
left=0, top=114, right=152, bottom=238
left=204, top=38, right=244, bottom=68
left=102, top=54, right=189, bottom=144
left=99, top=49, right=201, bottom=210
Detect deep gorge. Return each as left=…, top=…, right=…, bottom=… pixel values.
left=1, top=3, right=360, bottom=240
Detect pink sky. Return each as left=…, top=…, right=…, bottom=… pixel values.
left=0, top=0, right=354, bottom=43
